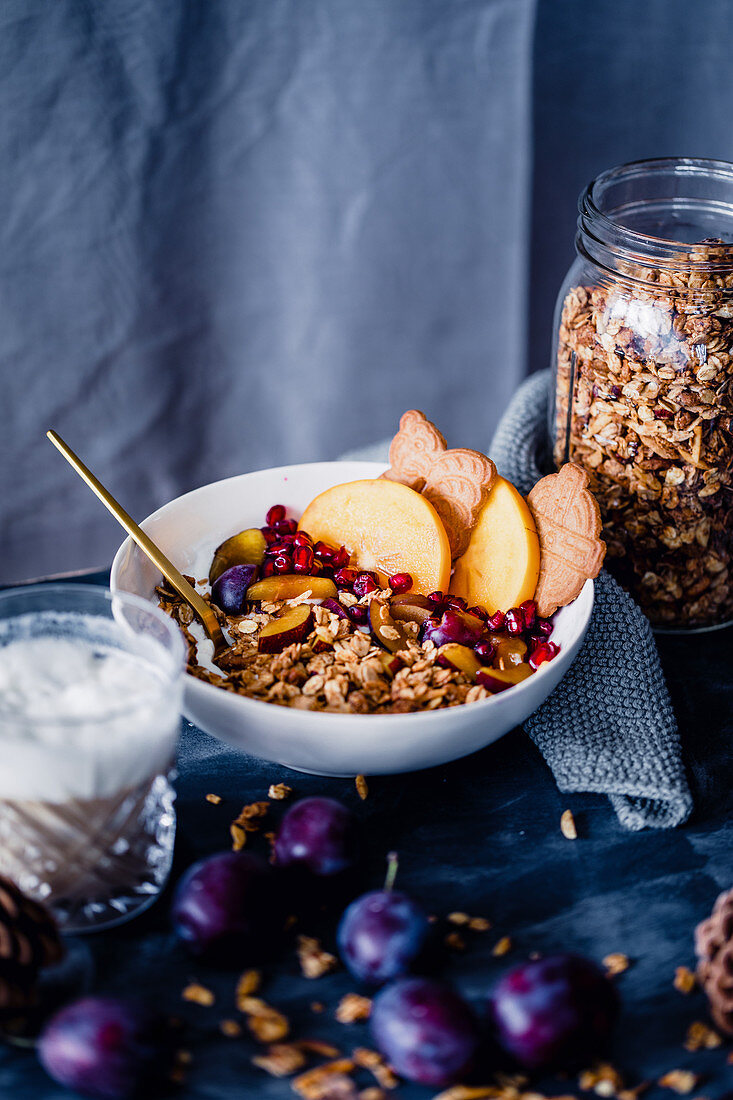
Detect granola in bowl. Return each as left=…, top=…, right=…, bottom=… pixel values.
left=156, top=503, right=558, bottom=716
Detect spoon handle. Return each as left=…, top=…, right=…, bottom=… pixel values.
left=46, top=430, right=225, bottom=650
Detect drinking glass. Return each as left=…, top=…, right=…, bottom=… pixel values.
left=0, top=584, right=185, bottom=933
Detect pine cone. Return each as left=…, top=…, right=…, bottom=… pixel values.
left=695, top=887, right=733, bottom=1035
left=0, top=875, right=63, bottom=1021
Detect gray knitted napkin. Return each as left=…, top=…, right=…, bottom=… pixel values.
left=344, top=372, right=693, bottom=830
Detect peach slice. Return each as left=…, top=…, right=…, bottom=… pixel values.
left=258, top=605, right=314, bottom=653
left=450, top=477, right=540, bottom=613
left=246, top=575, right=337, bottom=603
left=299, top=479, right=451, bottom=596
left=209, top=528, right=267, bottom=584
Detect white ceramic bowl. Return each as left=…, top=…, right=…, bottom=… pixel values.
left=110, top=461, right=593, bottom=776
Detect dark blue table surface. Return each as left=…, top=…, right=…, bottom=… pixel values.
left=1, top=572, right=732, bottom=1098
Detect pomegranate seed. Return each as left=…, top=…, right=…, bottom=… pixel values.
left=467, top=606, right=488, bottom=622
left=529, top=640, right=559, bottom=669
left=261, top=526, right=278, bottom=546
left=331, top=546, right=350, bottom=569
left=273, top=554, right=293, bottom=574
left=486, top=610, right=505, bottom=632
left=443, top=595, right=467, bottom=611
left=334, top=567, right=359, bottom=589
left=274, top=519, right=297, bottom=535
left=353, top=572, right=379, bottom=597
left=504, top=608, right=524, bottom=635
left=427, top=591, right=444, bottom=606
left=519, top=600, right=537, bottom=630
left=347, top=604, right=368, bottom=625
left=474, top=639, right=496, bottom=665
left=261, top=561, right=277, bottom=577
left=314, top=541, right=335, bottom=561
left=266, top=505, right=286, bottom=526
left=389, top=572, right=413, bottom=594
left=293, top=546, right=314, bottom=573
left=293, top=531, right=312, bottom=546
left=532, top=619, right=554, bottom=638
left=266, top=539, right=292, bottom=554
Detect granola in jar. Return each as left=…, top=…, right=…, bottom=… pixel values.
left=552, top=158, right=733, bottom=629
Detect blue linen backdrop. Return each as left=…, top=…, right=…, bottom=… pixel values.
left=3, top=0, right=733, bottom=583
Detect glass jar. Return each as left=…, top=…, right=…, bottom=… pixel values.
left=551, top=157, right=733, bottom=630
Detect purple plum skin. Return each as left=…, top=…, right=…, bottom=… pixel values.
left=211, top=563, right=259, bottom=614
left=171, top=850, right=279, bottom=963
left=38, top=997, right=169, bottom=1100
left=337, top=890, right=430, bottom=985
left=421, top=610, right=484, bottom=649
left=371, top=978, right=480, bottom=1086
left=320, top=597, right=349, bottom=619
left=274, top=797, right=358, bottom=877
left=490, top=954, right=619, bottom=1069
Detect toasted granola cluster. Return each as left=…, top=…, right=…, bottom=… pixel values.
left=554, top=241, right=733, bottom=628
left=157, top=580, right=491, bottom=715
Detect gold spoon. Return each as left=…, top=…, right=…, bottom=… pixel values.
left=46, top=430, right=230, bottom=662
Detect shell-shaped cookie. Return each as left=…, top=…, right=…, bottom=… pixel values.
left=383, top=410, right=447, bottom=490
left=527, top=463, right=605, bottom=617
left=423, top=449, right=496, bottom=559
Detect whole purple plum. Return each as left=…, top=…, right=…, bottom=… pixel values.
left=490, top=954, right=619, bottom=1069
left=274, top=797, right=358, bottom=877
left=38, top=997, right=171, bottom=1099
left=371, top=977, right=479, bottom=1086
left=337, top=889, right=430, bottom=985
left=171, top=850, right=280, bottom=963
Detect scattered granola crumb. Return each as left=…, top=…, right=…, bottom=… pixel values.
left=431, top=1088, right=504, bottom=1100
left=359, top=1089, right=388, bottom=1100
left=447, top=911, right=470, bottom=926
left=206, top=793, right=222, bottom=804
left=235, top=969, right=262, bottom=1007
left=336, top=993, right=372, bottom=1023
left=579, top=1062, right=624, bottom=1095
left=220, top=1018, right=242, bottom=1038
left=617, top=1086, right=651, bottom=1100
left=560, top=809, right=578, bottom=839
left=658, top=1070, right=699, bottom=1094
left=603, top=953, right=631, bottom=977
left=239, top=997, right=290, bottom=1042
left=683, top=1020, right=721, bottom=1051
left=468, top=916, right=491, bottom=932
left=445, top=930, right=466, bottom=951
left=297, top=934, right=339, bottom=979
left=230, top=823, right=246, bottom=851
left=311, top=1001, right=325, bottom=1013
left=355, top=774, right=369, bottom=800
left=269, top=782, right=293, bottom=801
left=674, top=966, right=696, bottom=994
left=298, top=1040, right=341, bottom=1058
left=353, top=1047, right=399, bottom=1089
left=252, top=1042, right=307, bottom=1077
left=175, top=1049, right=192, bottom=1065
left=182, top=982, right=215, bottom=1007
left=291, top=1059, right=357, bottom=1099
left=491, top=936, right=512, bottom=957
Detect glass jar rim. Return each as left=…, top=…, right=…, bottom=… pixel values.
left=577, top=156, right=733, bottom=284
left=0, top=583, right=186, bottom=728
